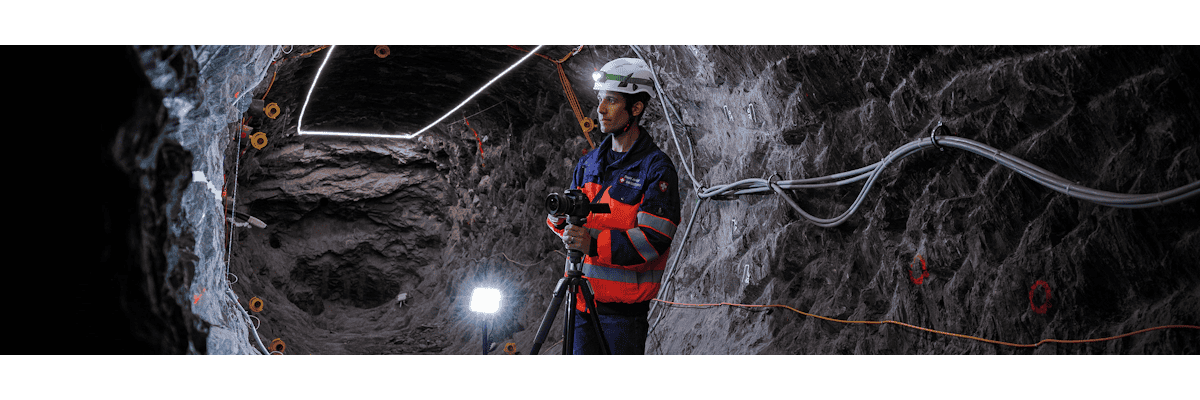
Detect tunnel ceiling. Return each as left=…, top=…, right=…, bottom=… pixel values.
left=268, top=45, right=571, bottom=135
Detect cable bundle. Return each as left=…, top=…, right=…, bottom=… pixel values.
left=698, top=135, right=1200, bottom=228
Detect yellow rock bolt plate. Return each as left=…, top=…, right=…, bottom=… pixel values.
left=249, top=297, right=264, bottom=313
left=250, top=132, right=268, bottom=150
left=264, top=102, right=281, bottom=119
left=270, top=338, right=286, bottom=354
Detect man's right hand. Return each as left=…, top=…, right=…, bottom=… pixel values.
left=561, top=223, right=593, bottom=254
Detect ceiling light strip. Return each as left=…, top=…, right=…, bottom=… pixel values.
left=297, top=45, right=544, bottom=140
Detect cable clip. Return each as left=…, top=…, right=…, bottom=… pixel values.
left=766, top=172, right=782, bottom=190
left=930, top=120, right=946, bottom=151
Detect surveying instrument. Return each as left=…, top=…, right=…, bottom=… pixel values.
left=529, top=189, right=612, bottom=355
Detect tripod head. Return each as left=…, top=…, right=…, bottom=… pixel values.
left=547, top=189, right=610, bottom=265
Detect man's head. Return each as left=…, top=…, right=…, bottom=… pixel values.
left=592, top=58, right=656, bottom=134
left=597, top=90, right=651, bottom=134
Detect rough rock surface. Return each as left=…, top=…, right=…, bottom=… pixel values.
left=126, top=45, right=279, bottom=354
left=194, top=45, right=1200, bottom=355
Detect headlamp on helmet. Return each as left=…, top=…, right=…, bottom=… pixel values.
left=592, top=71, right=655, bottom=89
left=592, top=58, right=657, bottom=99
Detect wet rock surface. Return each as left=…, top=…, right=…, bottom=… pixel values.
left=200, top=45, right=1200, bottom=355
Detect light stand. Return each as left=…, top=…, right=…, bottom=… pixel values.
left=470, top=287, right=500, bottom=355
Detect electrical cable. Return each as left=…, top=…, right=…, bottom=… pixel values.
left=630, top=46, right=685, bottom=126
left=696, top=135, right=1200, bottom=230
left=501, top=250, right=568, bottom=268
left=298, top=45, right=544, bottom=140
left=228, top=287, right=271, bottom=355
left=442, top=101, right=507, bottom=128
left=652, top=299, right=1200, bottom=349
left=224, top=123, right=242, bottom=275
left=225, top=116, right=268, bottom=354
left=626, top=48, right=704, bottom=333
left=647, top=195, right=707, bottom=335
left=630, top=45, right=702, bottom=191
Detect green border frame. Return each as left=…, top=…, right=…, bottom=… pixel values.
left=4, top=0, right=1195, bottom=396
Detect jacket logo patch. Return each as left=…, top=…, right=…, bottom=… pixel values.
left=657, top=181, right=669, bottom=193
left=619, top=175, right=643, bottom=189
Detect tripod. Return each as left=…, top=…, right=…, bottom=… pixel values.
left=529, top=215, right=611, bottom=355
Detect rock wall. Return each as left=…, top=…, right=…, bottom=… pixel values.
left=134, top=45, right=279, bottom=354
left=219, top=45, right=1198, bottom=355
left=634, top=45, right=1200, bottom=354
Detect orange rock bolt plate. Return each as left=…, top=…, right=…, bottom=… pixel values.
left=504, top=342, right=517, bottom=355
left=249, top=297, right=264, bottom=313
left=1029, top=280, right=1052, bottom=314
left=250, top=132, right=268, bottom=150
left=264, top=102, right=281, bottom=119
left=374, top=45, right=390, bottom=58
left=270, top=338, right=286, bottom=354
left=908, top=255, right=928, bottom=285
left=579, top=117, right=595, bottom=133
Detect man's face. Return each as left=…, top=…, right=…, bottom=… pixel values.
left=597, top=90, right=630, bottom=134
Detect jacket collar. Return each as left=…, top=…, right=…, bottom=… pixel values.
left=596, top=128, right=656, bottom=171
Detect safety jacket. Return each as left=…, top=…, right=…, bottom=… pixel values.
left=547, top=131, right=680, bottom=314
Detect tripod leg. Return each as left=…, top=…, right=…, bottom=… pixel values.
left=564, top=284, right=577, bottom=355
left=579, top=280, right=611, bottom=355
left=529, top=278, right=568, bottom=355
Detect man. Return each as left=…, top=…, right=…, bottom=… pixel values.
left=546, top=58, right=681, bottom=354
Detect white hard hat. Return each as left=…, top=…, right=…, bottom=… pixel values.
left=592, top=58, right=656, bottom=99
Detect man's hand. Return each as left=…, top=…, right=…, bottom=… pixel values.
left=561, top=224, right=592, bottom=254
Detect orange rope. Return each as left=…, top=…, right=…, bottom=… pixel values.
left=652, top=299, right=1200, bottom=349
left=261, top=69, right=278, bottom=100
left=256, top=45, right=330, bottom=102
left=507, top=45, right=595, bottom=149
left=299, top=45, right=329, bottom=58
left=465, top=117, right=485, bottom=167
left=556, top=62, right=595, bottom=149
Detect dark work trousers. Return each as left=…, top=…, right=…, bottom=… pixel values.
left=572, top=310, right=649, bottom=355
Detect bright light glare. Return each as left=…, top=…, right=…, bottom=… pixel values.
left=470, top=288, right=501, bottom=314
left=298, top=44, right=545, bottom=140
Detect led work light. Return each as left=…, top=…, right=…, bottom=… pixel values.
left=470, top=288, right=501, bottom=314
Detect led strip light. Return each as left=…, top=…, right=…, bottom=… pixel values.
left=298, top=45, right=544, bottom=139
